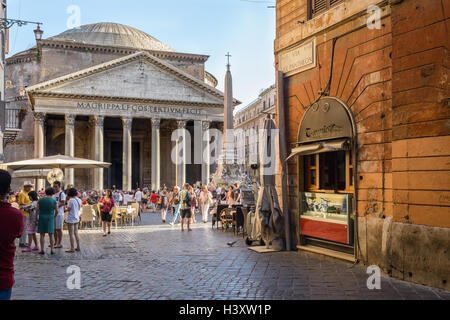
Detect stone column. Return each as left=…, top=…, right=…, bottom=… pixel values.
left=202, top=121, right=211, bottom=185
left=151, top=118, right=161, bottom=192
left=175, top=120, right=187, bottom=187
left=65, top=114, right=76, bottom=186
left=91, top=116, right=104, bottom=191
left=122, top=117, right=133, bottom=191
left=33, top=112, right=46, bottom=191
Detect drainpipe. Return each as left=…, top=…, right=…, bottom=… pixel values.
left=276, top=71, right=292, bottom=251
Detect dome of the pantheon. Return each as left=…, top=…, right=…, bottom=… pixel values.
left=48, top=22, right=175, bottom=52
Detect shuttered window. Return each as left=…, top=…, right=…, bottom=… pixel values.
left=310, top=0, right=344, bottom=18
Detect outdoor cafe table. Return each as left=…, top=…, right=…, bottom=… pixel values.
left=116, top=206, right=137, bottom=226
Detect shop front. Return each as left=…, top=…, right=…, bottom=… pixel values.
left=288, top=97, right=357, bottom=254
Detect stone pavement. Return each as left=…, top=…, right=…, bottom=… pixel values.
left=11, top=211, right=450, bottom=300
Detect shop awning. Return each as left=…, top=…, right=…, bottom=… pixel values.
left=286, top=139, right=351, bottom=161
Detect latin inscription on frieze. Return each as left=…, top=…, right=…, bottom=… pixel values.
left=77, top=102, right=204, bottom=116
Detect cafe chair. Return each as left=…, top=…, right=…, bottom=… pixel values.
left=130, top=202, right=141, bottom=225
left=80, top=205, right=96, bottom=229
left=92, top=204, right=102, bottom=228
left=111, top=207, right=122, bottom=229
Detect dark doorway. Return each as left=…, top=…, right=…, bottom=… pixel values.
left=110, top=141, right=123, bottom=190
left=132, top=142, right=141, bottom=189
left=186, top=122, right=201, bottom=185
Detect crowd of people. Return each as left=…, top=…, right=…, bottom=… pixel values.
left=0, top=166, right=244, bottom=300
left=6, top=179, right=244, bottom=249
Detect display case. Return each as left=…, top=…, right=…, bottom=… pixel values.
left=300, top=192, right=354, bottom=245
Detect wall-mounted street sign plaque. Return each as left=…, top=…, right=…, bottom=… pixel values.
left=279, top=38, right=316, bottom=77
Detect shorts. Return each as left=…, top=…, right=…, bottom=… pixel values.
left=0, top=288, right=12, bottom=300
left=142, top=199, right=148, bottom=204
left=55, top=215, right=64, bottom=230
left=181, top=209, right=191, bottom=219
left=101, top=211, right=112, bottom=222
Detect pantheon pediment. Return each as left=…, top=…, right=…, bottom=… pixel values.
left=26, top=51, right=232, bottom=107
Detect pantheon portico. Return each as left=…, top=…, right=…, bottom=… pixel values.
left=5, top=23, right=237, bottom=191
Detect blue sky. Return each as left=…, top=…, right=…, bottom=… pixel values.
left=6, top=0, right=276, bottom=111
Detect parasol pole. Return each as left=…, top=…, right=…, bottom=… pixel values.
left=276, top=71, right=292, bottom=251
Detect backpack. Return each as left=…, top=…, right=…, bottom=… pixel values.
left=182, top=191, right=191, bottom=207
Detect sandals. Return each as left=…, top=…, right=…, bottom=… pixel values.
left=65, top=249, right=75, bottom=253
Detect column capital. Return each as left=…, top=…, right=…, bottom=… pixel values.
left=90, top=115, right=104, bottom=128
left=65, top=114, right=76, bottom=127
left=32, top=112, right=46, bottom=124
left=122, top=117, right=133, bottom=129
left=177, top=120, right=187, bottom=129
left=151, top=118, right=161, bottom=129
left=202, top=120, right=212, bottom=131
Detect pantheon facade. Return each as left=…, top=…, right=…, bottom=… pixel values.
left=5, top=23, right=235, bottom=191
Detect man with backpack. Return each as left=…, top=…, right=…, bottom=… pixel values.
left=179, top=183, right=192, bottom=232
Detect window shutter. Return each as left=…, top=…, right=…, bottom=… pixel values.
left=311, top=0, right=343, bottom=17
left=312, top=0, right=328, bottom=15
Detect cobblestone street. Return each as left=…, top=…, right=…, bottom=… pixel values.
left=11, top=212, right=450, bottom=300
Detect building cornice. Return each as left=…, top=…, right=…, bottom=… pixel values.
left=6, top=38, right=211, bottom=65
left=235, top=105, right=276, bottom=129
left=26, top=51, right=240, bottom=107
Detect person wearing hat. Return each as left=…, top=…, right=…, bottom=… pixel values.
left=18, top=181, right=34, bottom=248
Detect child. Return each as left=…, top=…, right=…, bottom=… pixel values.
left=65, top=188, right=81, bottom=252
left=21, top=191, right=39, bottom=252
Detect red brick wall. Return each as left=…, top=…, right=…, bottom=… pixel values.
left=278, top=7, right=394, bottom=230
left=276, top=0, right=450, bottom=231
left=276, top=0, right=308, bottom=39
left=390, top=0, right=450, bottom=227
left=275, top=0, right=450, bottom=290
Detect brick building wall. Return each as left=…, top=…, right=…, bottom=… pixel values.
left=275, top=0, right=449, bottom=290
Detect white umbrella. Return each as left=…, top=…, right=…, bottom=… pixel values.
left=12, top=169, right=51, bottom=179
left=3, top=154, right=111, bottom=171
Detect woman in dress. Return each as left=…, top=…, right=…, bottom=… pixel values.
left=98, top=189, right=115, bottom=237
left=21, top=191, right=39, bottom=252
left=160, top=189, right=168, bottom=223
left=168, top=187, right=181, bottom=226
left=189, top=186, right=197, bottom=224
left=199, top=185, right=213, bottom=223
left=65, top=188, right=81, bottom=253
left=37, top=188, right=58, bottom=255
left=226, top=186, right=236, bottom=206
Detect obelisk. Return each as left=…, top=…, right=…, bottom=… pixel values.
left=210, top=53, right=254, bottom=205
left=222, top=52, right=234, bottom=162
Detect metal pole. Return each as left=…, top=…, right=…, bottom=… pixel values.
left=276, top=71, right=292, bottom=251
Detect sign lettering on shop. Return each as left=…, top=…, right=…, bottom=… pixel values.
left=299, top=98, right=353, bottom=143
left=305, top=124, right=344, bottom=139
left=76, top=102, right=204, bottom=116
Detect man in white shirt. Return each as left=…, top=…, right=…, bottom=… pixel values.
left=135, top=188, right=143, bottom=211
left=124, top=192, right=133, bottom=205
left=53, top=181, right=66, bottom=249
